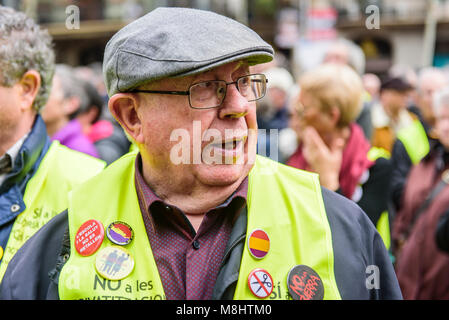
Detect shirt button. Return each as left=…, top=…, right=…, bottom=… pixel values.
left=192, top=240, right=200, bottom=250
left=10, top=204, right=20, bottom=213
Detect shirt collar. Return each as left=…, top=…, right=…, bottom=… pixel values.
left=0, top=115, right=50, bottom=188
left=5, top=132, right=29, bottom=165
left=0, top=133, right=28, bottom=185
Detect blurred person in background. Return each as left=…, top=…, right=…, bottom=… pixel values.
left=371, top=76, right=423, bottom=154
left=362, top=73, right=381, bottom=102
left=393, top=87, right=449, bottom=299
left=323, top=38, right=372, bottom=140
left=0, top=6, right=104, bottom=282
left=286, top=63, right=392, bottom=249
left=42, top=64, right=99, bottom=158
left=256, top=66, right=294, bottom=161
left=75, top=65, right=132, bottom=164
left=256, top=66, right=294, bottom=131
left=389, top=68, right=448, bottom=213
left=323, top=38, right=365, bottom=76
left=408, top=67, right=446, bottom=133
left=388, top=64, right=418, bottom=107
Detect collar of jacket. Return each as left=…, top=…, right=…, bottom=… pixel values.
left=0, top=115, right=50, bottom=192
left=211, top=205, right=248, bottom=300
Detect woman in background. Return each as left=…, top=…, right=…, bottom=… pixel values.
left=287, top=63, right=392, bottom=248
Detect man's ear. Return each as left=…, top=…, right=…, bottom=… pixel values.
left=17, top=70, right=41, bottom=112
left=108, top=93, right=143, bottom=144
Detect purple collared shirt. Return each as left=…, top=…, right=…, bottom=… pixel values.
left=134, top=156, right=247, bottom=300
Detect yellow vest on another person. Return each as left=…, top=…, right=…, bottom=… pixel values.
left=0, top=141, right=105, bottom=281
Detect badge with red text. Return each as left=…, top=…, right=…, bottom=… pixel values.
left=95, top=246, right=135, bottom=280
left=247, top=229, right=270, bottom=259
left=106, top=221, right=134, bottom=246
left=287, top=265, right=324, bottom=300
left=75, top=219, right=104, bottom=256
left=247, top=268, right=273, bottom=298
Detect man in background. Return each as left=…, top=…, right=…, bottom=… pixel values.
left=0, top=5, right=104, bottom=283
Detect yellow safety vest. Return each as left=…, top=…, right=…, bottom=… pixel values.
left=397, top=118, right=429, bottom=165
left=59, top=153, right=341, bottom=300
left=0, top=141, right=105, bottom=281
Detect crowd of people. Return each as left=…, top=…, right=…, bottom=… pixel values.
left=256, top=38, right=449, bottom=299
left=0, top=4, right=449, bottom=300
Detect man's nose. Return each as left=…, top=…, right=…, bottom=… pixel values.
left=218, top=84, right=249, bottom=119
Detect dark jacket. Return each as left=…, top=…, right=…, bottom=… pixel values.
left=436, top=207, right=449, bottom=253
left=0, top=186, right=402, bottom=300
left=389, top=106, right=433, bottom=213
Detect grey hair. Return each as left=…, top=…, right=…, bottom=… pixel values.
left=417, top=67, right=448, bottom=94
left=432, top=87, right=449, bottom=118
left=54, top=64, right=89, bottom=119
left=0, top=5, right=55, bottom=112
left=326, top=38, right=366, bottom=76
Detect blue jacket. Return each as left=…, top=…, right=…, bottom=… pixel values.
left=0, top=116, right=51, bottom=258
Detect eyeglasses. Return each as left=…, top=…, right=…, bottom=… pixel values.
left=129, top=74, right=268, bottom=109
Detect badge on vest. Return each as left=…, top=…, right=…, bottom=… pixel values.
left=247, top=268, right=274, bottom=299
left=287, top=265, right=324, bottom=300
left=95, top=246, right=135, bottom=280
left=106, top=221, right=134, bottom=246
left=247, top=229, right=270, bottom=259
left=75, top=219, right=105, bottom=256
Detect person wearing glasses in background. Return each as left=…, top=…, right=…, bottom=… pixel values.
left=0, top=7, right=401, bottom=300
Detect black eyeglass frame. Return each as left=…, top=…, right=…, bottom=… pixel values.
left=128, top=73, right=268, bottom=109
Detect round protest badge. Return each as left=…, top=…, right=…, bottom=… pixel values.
left=247, top=268, right=273, bottom=299
left=106, top=221, right=134, bottom=246
left=287, top=265, right=324, bottom=300
left=95, top=246, right=135, bottom=280
left=247, top=229, right=270, bottom=259
left=75, top=219, right=104, bottom=256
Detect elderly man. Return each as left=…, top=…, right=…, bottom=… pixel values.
left=0, top=7, right=401, bottom=300
left=0, top=6, right=105, bottom=283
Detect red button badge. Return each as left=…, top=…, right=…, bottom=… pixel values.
left=75, top=219, right=104, bottom=256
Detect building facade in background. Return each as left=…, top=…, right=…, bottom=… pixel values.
left=2, top=0, right=449, bottom=77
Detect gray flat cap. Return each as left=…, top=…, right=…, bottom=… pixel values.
left=103, top=7, right=274, bottom=96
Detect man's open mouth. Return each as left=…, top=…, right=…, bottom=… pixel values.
left=203, top=136, right=247, bottom=164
